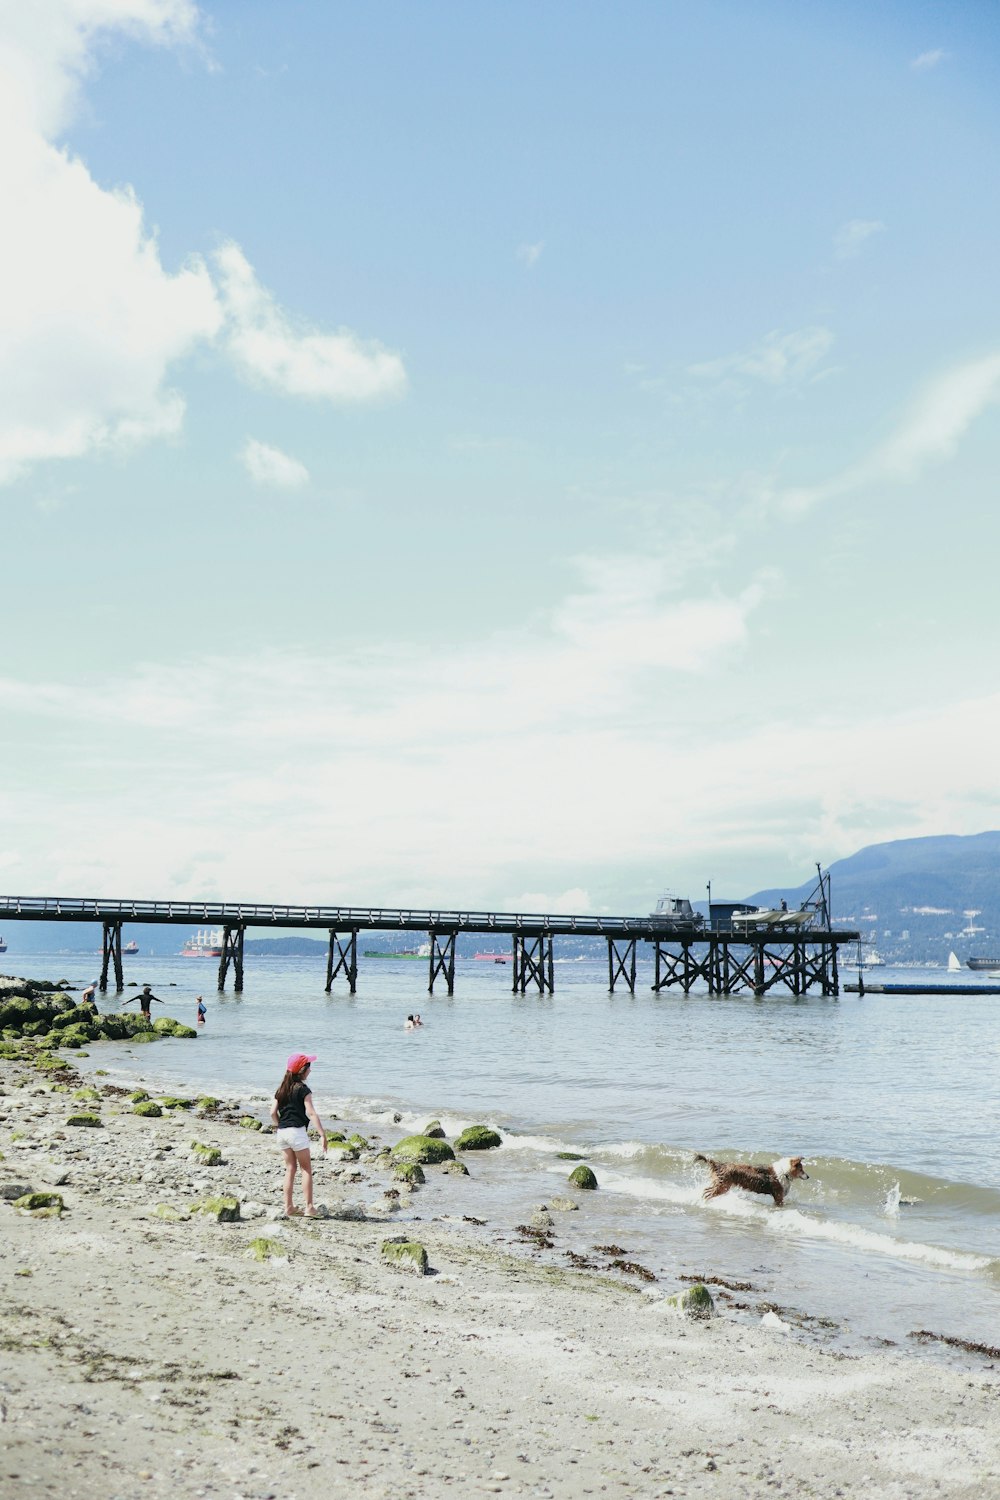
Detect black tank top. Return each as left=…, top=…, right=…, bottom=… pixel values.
left=277, top=1081, right=310, bottom=1129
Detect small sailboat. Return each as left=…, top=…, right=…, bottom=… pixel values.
left=947, top=951, right=962, bottom=973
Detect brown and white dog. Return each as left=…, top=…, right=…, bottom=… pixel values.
left=694, top=1153, right=808, bottom=1207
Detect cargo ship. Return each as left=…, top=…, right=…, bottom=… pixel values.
left=474, top=952, right=508, bottom=963
left=363, top=943, right=431, bottom=960
left=124, top=939, right=139, bottom=955
left=967, top=957, right=1000, bottom=971
left=181, top=928, right=224, bottom=958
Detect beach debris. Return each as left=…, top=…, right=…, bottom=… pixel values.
left=421, top=1119, right=446, bottom=1138
left=393, top=1161, right=426, bottom=1186
left=567, top=1164, right=598, bottom=1191
left=14, top=1191, right=64, bottom=1215
left=190, top=1195, right=240, bottom=1222
left=516, top=1224, right=555, bottom=1250
left=190, top=1142, right=223, bottom=1165
left=607, top=1258, right=656, bottom=1283
left=392, top=1134, right=456, bottom=1165
left=678, top=1272, right=755, bottom=1292
left=455, top=1125, right=502, bottom=1151
left=909, top=1329, right=1000, bottom=1361
left=65, top=1113, right=102, bottom=1128
left=381, top=1238, right=429, bottom=1275
left=133, top=1101, right=163, bottom=1118
left=664, top=1284, right=716, bottom=1319
left=761, top=1309, right=793, bottom=1332
left=548, top=1197, right=578, bottom=1211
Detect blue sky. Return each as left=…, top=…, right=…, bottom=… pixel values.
left=2, top=0, right=999, bottom=913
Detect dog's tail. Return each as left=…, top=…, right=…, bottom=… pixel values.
left=692, top=1152, right=714, bottom=1168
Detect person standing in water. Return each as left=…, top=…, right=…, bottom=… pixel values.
left=196, top=996, right=207, bottom=1026
left=122, top=984, right=164, bottom=1021
left=269, top=1053, right=328, bottom=1217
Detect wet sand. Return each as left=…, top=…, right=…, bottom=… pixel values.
left=2, top=1056, right=999, bottom=1500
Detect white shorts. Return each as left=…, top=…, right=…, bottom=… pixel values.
left=276, top=1126, right=310, bottom=1153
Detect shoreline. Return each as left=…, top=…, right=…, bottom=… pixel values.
left=2, top=1047, right=1000, bottom=1498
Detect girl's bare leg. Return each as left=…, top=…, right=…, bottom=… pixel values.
left=297, top=1148, right=315, bottom=1213
left=282, top=1147, right=299, bottom=1214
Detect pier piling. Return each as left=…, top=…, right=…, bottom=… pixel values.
left=325, top=929, right=358, bottom=994
left=99, top=920, right=124, bottom=993
left=428, top=931, right=457, bottom=995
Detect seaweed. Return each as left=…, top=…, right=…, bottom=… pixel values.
left=909, top=1329, right=1000, bottom=1361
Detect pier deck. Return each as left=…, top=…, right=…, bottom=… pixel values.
left=0, top=894, right=859, bottom=998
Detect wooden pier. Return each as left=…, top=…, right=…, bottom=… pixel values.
left=0, top=887, right=858, bottom=998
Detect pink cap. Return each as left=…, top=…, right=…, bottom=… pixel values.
left=286, top=1052, right=316, bottom=1074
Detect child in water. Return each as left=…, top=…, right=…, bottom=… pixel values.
left=196, top=996, right=207, bottom=1026
left=269, top=1052, right=328, bottom=1217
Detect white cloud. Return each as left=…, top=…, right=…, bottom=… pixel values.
left=688, top=327, right=835, bottom=389
left=834, top=219, right=885, bottom=260
left=214, top=241, right=407, bottom=404
left=0, top=1, right=220, bottom=485
left=911, top=49, right=947, bottom=73
left=0, top=4, right=407, bottom=489
left=516, top=241, right=544, bottom=268
left=240, top=437, right=309, bottom=489
left=779, top=351, right=1000, bottom=512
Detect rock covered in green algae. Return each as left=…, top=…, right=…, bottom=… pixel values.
left=557, top=1151, right=586, bottom=1161
left=246, top=1236, right=284, bottom=1261
left=346, top=1133, right=369, bottom=1149
left=568, top=1164, right=598, bottom=1190
left=129, top=1089, right=150, bottom=1103
left=421, top=1120, right=446, bottom=1138
left=14, top=1191, right=64, bottom=1213
left=391, top=1134, right=456, bottom=1165
left=130, top=1031, right=157, bottom=1044
left=665, top=1284, right=716, bottom=1319
left=133, top=1101, right=163, bottom=1118
left=190, top=1142, right=223, bottom=1165
left=455, top=1125, right=502, bottom=1151
left=549, top=1196, right=579, bottom=1211
left=196, top=1096, right=222, bottom=1111
left=73, top=1086, right=101, bottom=1101
left=393, top=1161, right=426, bottom=1186
left=66, top=1113, right=103, bottom=1128
left=34, top=1056, right=72, bottom=1072
left=190, top=1195, right=240, bottom=1222
left=238, top=1116, right=263, bottom=1130
left=152, top=1018, right=198, bottom=1038
left=159, top=1096, right=196, bottom=1110
left=153, top=1203, right=189, bottom=1222
left=440, top=1159, right=470, bottom=1176
left=381, top=1239, right=429, bottom=1275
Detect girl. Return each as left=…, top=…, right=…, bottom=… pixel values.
left=270, top=1052, right=328, bottom=1217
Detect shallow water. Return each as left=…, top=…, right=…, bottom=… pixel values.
left=19, top=948, right=1000, bottom=1361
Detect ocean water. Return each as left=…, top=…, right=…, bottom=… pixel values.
left=16, top=948, right=1000, bottom=1363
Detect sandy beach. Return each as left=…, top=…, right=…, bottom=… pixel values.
left=2, top=1052, right=999, bottom=1500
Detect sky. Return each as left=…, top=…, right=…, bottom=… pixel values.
left=2, top=0, right=1000, bottom=915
